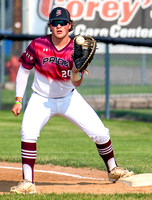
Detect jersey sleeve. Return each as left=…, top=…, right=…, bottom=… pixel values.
left=16, top=64, right=31, bottom=97
left=19, top=40, right=36, bottom=70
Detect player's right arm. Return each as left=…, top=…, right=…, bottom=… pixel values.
left=12, top=64, right=31, bottom=116
left=12, top=97, right=23, bottom=116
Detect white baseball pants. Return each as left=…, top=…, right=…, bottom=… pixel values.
left=21, top=90, right=110, bottom=144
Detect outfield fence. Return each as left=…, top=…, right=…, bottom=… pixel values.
left=0, top=34, right=152, bottom=119
left=1, top=0, right=152, bottom=118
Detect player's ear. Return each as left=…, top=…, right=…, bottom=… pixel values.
left=69, top=22, right=71, bottom=31
left=47, top=23, right=52, bottom=32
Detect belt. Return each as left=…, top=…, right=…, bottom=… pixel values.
left=53, top=89, right=75, bottom=99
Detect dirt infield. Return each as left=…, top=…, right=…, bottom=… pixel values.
left=0, top=162, right=152, bottom=194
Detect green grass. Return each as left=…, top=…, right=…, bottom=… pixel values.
left=0, top=110, right=152, bottom=172
left=1, top=193, right=152, bottom=200
left=110, top=109, right=152, bottom=122
left=0, top=111, right=152, bottom=173
left=77, top=84, right=152, bottom=95
left=97, top=109, right=152, bottom=122
left=0, top=110, right=152, bottom=199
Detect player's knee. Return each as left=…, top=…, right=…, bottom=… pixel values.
left=21, top=128, right=39, bottom=141
left=21, top=134, right=38, bottom=141
left=90, top=131, right=110, bottom=144
left=91, top=135, right=110, bottom=144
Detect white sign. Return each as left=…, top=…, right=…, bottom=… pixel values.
left=25, top=0, right=152, bottom=53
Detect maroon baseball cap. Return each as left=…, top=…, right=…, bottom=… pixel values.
left=48, top=7, right=71, bottom=23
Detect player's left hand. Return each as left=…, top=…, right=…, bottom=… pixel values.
left=72, top=35, right=97, bottom=73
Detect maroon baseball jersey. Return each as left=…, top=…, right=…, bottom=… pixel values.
left=19, top=35, right=75, bottom=98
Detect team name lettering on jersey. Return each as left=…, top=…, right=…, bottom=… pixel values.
left=43, top=57, right=69, bottom=67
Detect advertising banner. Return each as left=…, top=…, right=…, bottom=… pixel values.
left=27, top=0, right=152, bottom=53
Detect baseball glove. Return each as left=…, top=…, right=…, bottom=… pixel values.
left=72, top=35, right=97, bottom=73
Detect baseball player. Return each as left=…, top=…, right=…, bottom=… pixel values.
left=11, top=7, right=134, bottom=194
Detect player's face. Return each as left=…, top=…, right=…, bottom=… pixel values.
left=50, top=20, right=71, bottom=39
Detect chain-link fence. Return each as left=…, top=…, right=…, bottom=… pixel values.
left=0, top=0, right=152, bottom=117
